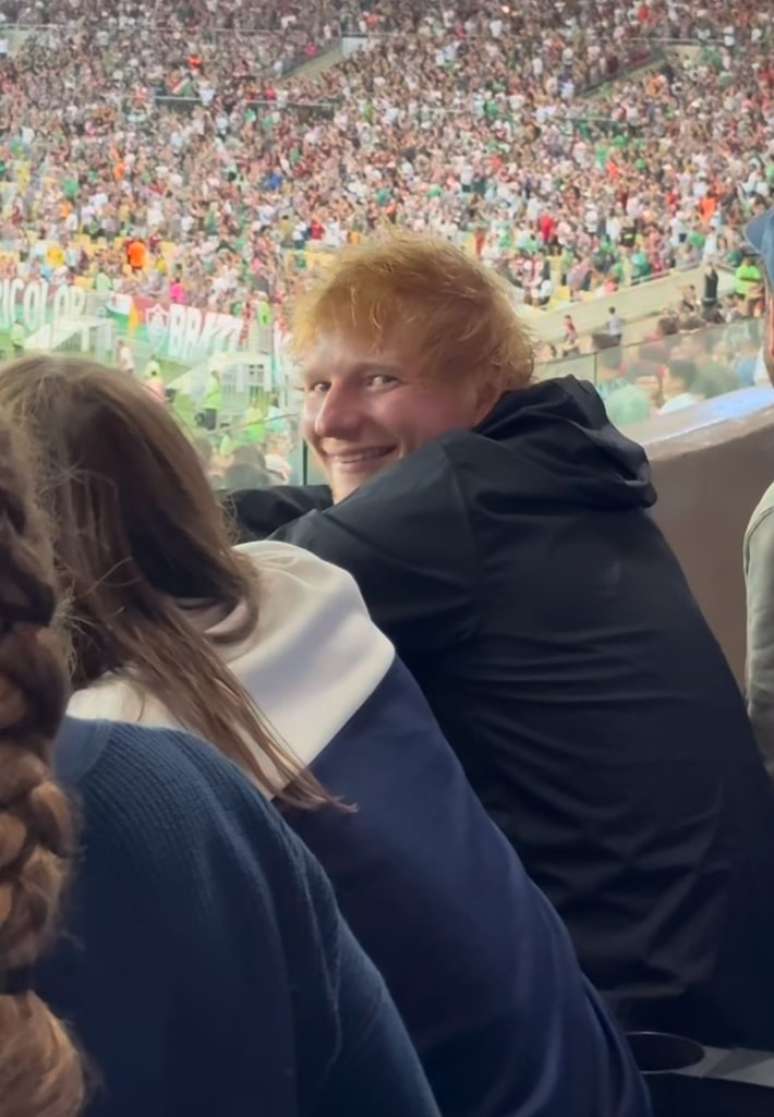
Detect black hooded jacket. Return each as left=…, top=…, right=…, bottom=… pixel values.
left=233, top=376, right=774, bottom=1048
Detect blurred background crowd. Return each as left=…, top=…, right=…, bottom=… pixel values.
left=0, top=0, right=768, bottom=324
left=0, top=0, right=767, bottom=489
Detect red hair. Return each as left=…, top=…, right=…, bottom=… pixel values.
left=292, top=233, right=534, bottom=393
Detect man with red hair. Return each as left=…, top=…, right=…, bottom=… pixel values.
left=234, top=233, right=774, bottom=1051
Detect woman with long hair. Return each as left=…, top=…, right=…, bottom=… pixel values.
left=0, top=413, right=440, bottom=1117
left=0, top=355, right=650, bottom=1117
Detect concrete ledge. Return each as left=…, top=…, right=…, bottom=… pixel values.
left=629, top=387, right=774, bottom=682
left=632, top=387, right=774, bottom=454
left=527, top=266, right=735, bottom=345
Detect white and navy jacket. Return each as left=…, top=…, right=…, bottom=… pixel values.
left=68, top=542, right=649, bottom=1117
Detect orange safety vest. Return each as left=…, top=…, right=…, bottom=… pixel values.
left=128, top=240, right=147, bottom=270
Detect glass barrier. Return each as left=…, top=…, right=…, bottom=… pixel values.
left=187, top=405, right=303, bottom=495
left=536, top=351, right=599, bottom=385
left=0, top=284, right=302, bottom=494
left=152, top=355, right=302, bottom=493
left=535, top=316, right=766, bottom=431
left=4, top=284, right=765, bottom=493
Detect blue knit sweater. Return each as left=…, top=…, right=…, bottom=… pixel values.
left=38, top=718, right=441, bottom=1117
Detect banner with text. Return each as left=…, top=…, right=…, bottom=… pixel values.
left=105, top=294, right=248, bottom=362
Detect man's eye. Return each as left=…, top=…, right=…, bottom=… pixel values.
left=366, top=373, right=399, bottom=389
left=305, top=381, right=330, bottom=395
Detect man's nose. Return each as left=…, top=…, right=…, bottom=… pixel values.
left=312, top=384, right=363, bottom=440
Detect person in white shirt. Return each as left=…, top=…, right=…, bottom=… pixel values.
left=670, top=212, right=687, bottom=246
left=535, top=275, right=554, bottom=307
left=658, top=358, right=702, bottom=413
left=606, top=306, right=624, bottom=341
left=606, top=213, right=622, bottom=243
left=117, top=339, right=135, bottom=376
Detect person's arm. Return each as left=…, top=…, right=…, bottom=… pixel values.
left=174, top=733, right=440, bottom=1117
left=48, top=724, right=439, bottom=1117
left=317, top=919, right=441, bottom=1117
left=745, top=503, right=774, bottom=780
left=226, top=483, right=332, bottom=540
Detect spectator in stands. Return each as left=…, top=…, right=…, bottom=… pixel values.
left=683, top=329, right=739, bottom=398
left=234, top=234, right=774, bottom=1050
left=606, top=306, right=624, bottom=344
left=0, top=354, right=651, bottom=1117
left=658, top=357, right=702, bottom=413
left=562, top=313, right=580, bottom=356
left=702, top=263, right=720, bottom=319
left=197, top=365, right=222, bottom=431
left=735, top=337, right=763, bottom=387
left=0, top=415, right=440, bottom=1117
left=142, top=352, right=162, bottom=380
left=678, top=285, right=699, bottom=317
left=735, top=254, right=765, bottom=315
left=654, top=314, right=680, bottom=339
left=595, top=345, right=652, bottom=426
left=0, top=0, right=770, bottom=321
left=141, top=351, right=167, bottom=403
left=223, top=443, right=272, bottom=490
left=126, top=235, right=148, bottom=274
left=116, top=339, right=135, bottom=376
left=744, top=209, right=774, bottom=777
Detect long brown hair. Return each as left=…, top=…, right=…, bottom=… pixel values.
left=0, top=355, right=326, bottom=808
left=0, top=421, right=84, bottom=1115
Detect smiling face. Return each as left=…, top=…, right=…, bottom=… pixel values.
left=301, top=332, right=495, bottom=502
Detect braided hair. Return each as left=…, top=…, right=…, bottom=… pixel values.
left=0, top=424, right=84, bottom=1116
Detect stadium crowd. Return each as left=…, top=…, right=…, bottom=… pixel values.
left=0, top=0, right=769, bottom=326
left=0, top=0, right=359, bottom=45
left=1, top=1, right=774, bottom=1109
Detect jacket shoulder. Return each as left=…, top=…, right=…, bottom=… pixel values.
left=228, top=484, right=331, bottom=541
left=280, top=437, right=475, bottom=574
left=58, top=718, right=288, bottom=860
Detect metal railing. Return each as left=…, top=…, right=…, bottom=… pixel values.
left=153, top=93, right=339, bottom=117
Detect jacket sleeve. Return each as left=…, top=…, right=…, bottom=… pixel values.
left=174, top=736, right=440, bottom=1117
left=227, top=484, right=333, bottom=540
left=270, top=443, right=479, bottom=657
left=317, top=920, right=441, bottom=1117
left=745, top=505, right=774, bottom=780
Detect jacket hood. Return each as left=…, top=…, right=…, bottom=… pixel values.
left=67, top=542, right=395, bottom=790
left=477, top=376, right=656, bottom=509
